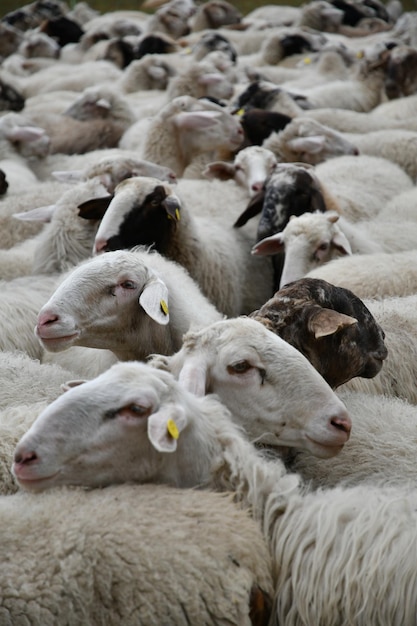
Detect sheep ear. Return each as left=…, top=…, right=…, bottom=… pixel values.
left=139, top=277, right=170, bottom=325
left=178, top=356, right=208, bottom=397
left=331, top=231, right=352, bottom=256
left=173, top=110, right=221, bottom=130
left=203, top=161, right=236, bottom=181
left=13, top=205, right=56, bottom=222
left=78, top=195, right=114, bottom=220
left=5, top=125, right=45, bottom=143
left=308, top=308, right=358, bottom=338
left=252, top=233, right=285, bottom=256
left=286, top=135, right=327, bottom=155
left=147, top=404, right=187, bottom=452
left=234, top=189, right=265, bottom=228
left=60, top=379, right=88, bottom=392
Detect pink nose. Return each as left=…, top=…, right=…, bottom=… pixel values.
left=94, top=238, right=108, bottom=254
left=330, top=413, right=351, bottom=437
left=37, top=311, right=59, bottom=328
left=251, top=181, right=263, bottom=193
left=14, top=448, right=38, bottom=467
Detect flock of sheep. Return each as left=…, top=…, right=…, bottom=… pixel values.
left=1, top=0, right=417, bottom=623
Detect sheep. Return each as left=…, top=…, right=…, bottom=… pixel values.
left=234, top=156, right=413, bottom=252
left=248, top=277, right=387, bottom=389
left=384, top=44, right=417, bottom=99
left=263, top=116, right=359, bottom=165
left=0, top=178, right=109, bottom=280
left=1, top=60, right=124, bottom=98
left=0, top=484, right=274, bottom=626
left=252, top=210, right=417, bottom=289
left=338, top=293, right=417, bottom=404
left=27, top=85, right=137, bottom=155
left=0, top=180, right=74, bottom=249
left=306, top=249, right=417, bottom=299
left=312, top=154, right=414, bottom=222
left=35, top=310, right=351, bottom=458
left=286, top=45, right=391, bottom=112
left=189, top=0, right=242, bottom=31
left=164, top=56, right=235, bottom=101
left=10, top=358, right=417, bottom=624
left=136, top=95, right=244, bottom=177
left=275, top=117, right=417, bottom=181
left=78, top=175, right=274, bottom=316
left=52, top=154, right=178, bottom=190
left=203, top=145, right=278, bottom=197
left=0, top=112, right=49, bottom=190
left=370, top=91, right=417, bottom=120
left=12, top=352, right=349, bottom=496
left=35, top=247, right=223, bottom=361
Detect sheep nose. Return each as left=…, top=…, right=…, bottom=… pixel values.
left=251, top=181, right=263, bottom=193
left=14, top=449, right=38, bottom=466
left=37, top=311, right=59, bottom=328
left=94, top=238, right=108, bottom=254
left=330, top=412, right=351, bottom=436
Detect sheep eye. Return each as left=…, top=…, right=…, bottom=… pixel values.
left=227, top=360, right=252, bottom=374
left=127, top=404, right=149, bottom=415
left=120, top=280, right=136, bottom=290
left=318, top=242, right=329, bottom=252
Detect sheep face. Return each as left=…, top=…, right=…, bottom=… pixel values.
left=251, top=278, right=388, bottom=388
left=168, top=317, right=351, bottom=457
left=234, top=164, right=327, bottom=242
left=36, top=250, right=171, bottom=358
left=81, top=176, right=180, bottom=255
left=13, top=363, right=191, bottom=491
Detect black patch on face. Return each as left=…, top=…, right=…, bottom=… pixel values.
left=233, top=81, right=282, bottom=112
left=40, top=16, right=84, bottom=46
left=241, top=109, right=292, bottom=145
left=279, top=34, right=314, bottom=58
left=105, top=186, right=176, bottom=253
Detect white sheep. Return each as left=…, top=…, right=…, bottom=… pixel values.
left=252, top=210, right=417, bottom=289
left=203, top=145, right=278, bottom=197
left=27, top=85, right=137, bottom=155
left=12, top=353, right=348, bottom=495
left=35, top=311, right=351, bottom=457
left=313, top=154, right=414, bottom=222
left=82, top=175, right=273, bottom=315
left=306, top=249, right=417, bottom=299
left=0, top=178, right=108, bottom=280
left=10, top=358, right=417, bottom=624
left=263, top=116, right=360, bottom=165
left=127, top=95, right=244, bottom=177
left=279, top=117, right=417, bottom=181
left=0, top=180, right=73, bottom=249
left=0, top=483, right=274, bottom=625
left=288, top=46, right=390, bottom=112
left=36, top=247, right=223, bottom=361
left=165, top=56, right=234, bottom=102
left=0, top=112, right=48, bottom=190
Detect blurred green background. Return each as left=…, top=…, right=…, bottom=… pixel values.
left=1, top=0, right=263, bottom=18
left=0, top=0, right=415, bottom=20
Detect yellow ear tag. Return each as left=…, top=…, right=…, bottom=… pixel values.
left=356, top=50, right=364, bottom=58
left=175, top=208, right=180, bottom=221
left=160, top=299, right=169, bottom=316
left=184, top=47, right=192, bottom=54
left=236, top=108, right=245, bottom=117
left=167, top=418, right=179, bottom=440
left=303, top=57, right=311, bottom=64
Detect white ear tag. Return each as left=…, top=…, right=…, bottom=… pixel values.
left=139, top=278, right=170, bottom=325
